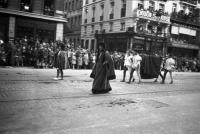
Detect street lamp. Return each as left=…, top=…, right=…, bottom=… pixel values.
left=155, top=10, right=162, bottom=56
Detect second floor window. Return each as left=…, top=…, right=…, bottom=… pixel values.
left=138, top=0, right=144, bottom=10
left=110, top=1, right=114, bottom=16
left=92, top=6, right=95, bottom=20
left=172, top=3, right=177, bottom=12
left=120, top=22, right=125, bottom=31
left=44, top=0, right=55, bottom=16
left=91, top=25, right=94, bottom=33
left=159, top=3, right=165, bottom=12
left=20, top=0, right=32, bottom=12
left=149, top=1, right=155, bottom=12
left=121, top=0, right=126, bottom=17
left=109, top=22, right=113, bottom=31
left=0, top=0, right=8, bottom=8
left=84, top=26, right=87, bottom=34
left=100, top=24, right=103, bottom=31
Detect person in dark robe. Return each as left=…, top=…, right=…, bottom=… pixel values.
left=90, top=43, right=116, bottom=94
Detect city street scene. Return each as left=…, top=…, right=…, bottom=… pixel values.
left=0, top=0, right=200, bottom=134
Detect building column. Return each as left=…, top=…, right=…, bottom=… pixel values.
left=88, top=39, right=91, bottom=50
left=145, top=20, right=150, bottom=32
left=94, top=39, right=97, bottom=51
left=56, top=23, right=64, bottom=41
left=130, top=37, right=133, bottom=50
left=198, top=50, right=200, bottom=59
left=165, top=24, right=170, bottom=36
left=134, top=18, right=139, bottom=33
left=8, top=16, right=16, bottom=40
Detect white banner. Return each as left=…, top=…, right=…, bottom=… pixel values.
left=190, top=29, right=196, bottom=36
left=179, top=27, right=196, bottom=36
left=171, top=26, right=179, bottom=35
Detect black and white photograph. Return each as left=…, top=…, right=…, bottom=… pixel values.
left=0, top=0, right=200, bottom=133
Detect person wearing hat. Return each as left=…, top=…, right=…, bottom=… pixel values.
left=161, top=54, right=176, bottom=84
left=90, top=42, right=116, bottom=94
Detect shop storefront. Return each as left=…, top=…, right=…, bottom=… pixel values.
left=15, top=17, right=56, bottom=42
left=0, top=14, right=8, bottom=42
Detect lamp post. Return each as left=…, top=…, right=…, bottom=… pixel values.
left=155, top=10, right=162, bottom=56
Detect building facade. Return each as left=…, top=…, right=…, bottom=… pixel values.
left=0, top=0, right=67, bottom=43
left=81, top=0, right=200, bottom=57
left=64, top=0, right=82, bottom=48
left=168, top=0, right=200, bottom=58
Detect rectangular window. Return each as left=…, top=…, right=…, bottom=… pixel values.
left=159, top=3, right=165, bottom=12
left=92, top=6, right=95, bottom=22
left=20, top=0, right=32, bottom=12
left=109, top=1, right=114, bottom=19
left=172, top=3, right=177, bottom=12
left=85, top=0, right=88, bottom=4
left=44, top=0, right=55, bottom=16
left=91, top=25, right=94, bottom=33
left=109, top=22, right=113, bottom=32
left=100, top=3, right=104, bottom=21
left=121, top=0, right=126, bottom=17
left=84, top=26, right=87, bottom=34
left=100, top=24, right=103, bottom=31
left=0, top=0, right=8, bottom=8
left=120, top=22, right=125, bottom=31
left=138, top=0, right=144, bottom=10
left=149, top=1, right=155, bottom=12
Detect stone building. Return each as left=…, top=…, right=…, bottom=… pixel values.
left=0, top=0, right=67, bottom=42
left=81, top=0, right=200, bottom=57
left=168, top=0, right=200, bottom=58
left=64, top=0, right=82, bottom=48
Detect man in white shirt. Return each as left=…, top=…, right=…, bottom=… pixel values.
left=161, top=54, right=176, bottom=84
left=121, top=50, right=131, bottom=82
left=131, top=52, right=142, bottom=84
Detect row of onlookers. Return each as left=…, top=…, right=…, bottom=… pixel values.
left=1, top=39, right=200, bottom=72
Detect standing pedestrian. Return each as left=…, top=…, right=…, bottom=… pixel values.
left=131, top=51, right=142, bottom=84
left=57, top=44, right=69, bottom=80
left=121, top=50, right=131, bottom=82
left=72, top=50, right=76, bottom=69
left=90, top=43, right=116, bottom=94
left=161, top=54, right=176, bottom=84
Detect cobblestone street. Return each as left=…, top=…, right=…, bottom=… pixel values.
left=0, top=67, right=200, bottom=134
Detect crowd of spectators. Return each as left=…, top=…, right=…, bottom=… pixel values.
left=0, top=37, right=200, bottom=72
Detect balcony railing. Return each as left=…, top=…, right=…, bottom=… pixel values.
left=171, top=11, right=199, bottom=25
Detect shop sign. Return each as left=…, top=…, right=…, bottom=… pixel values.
left=172, top=42, right=199, bottom=50
left=137, top=10, right=170, bottom=23
left=171, top=26, right=197, bottom=36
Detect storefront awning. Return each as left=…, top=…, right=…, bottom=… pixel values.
left=171, top=42, right=199, bottom=50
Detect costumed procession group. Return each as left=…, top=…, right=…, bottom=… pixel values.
left=55, top=42, right=176, bottom=94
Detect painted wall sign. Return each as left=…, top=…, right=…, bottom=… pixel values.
left=136, top=9, right=170, bottom=23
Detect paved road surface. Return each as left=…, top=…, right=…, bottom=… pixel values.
left=0, top=67, right=200, bottom=134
